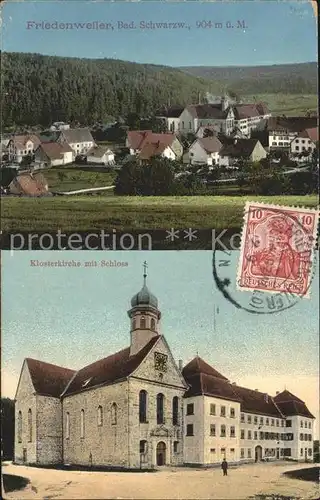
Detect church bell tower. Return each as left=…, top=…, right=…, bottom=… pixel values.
left=128, top=262, right=161, bottom=357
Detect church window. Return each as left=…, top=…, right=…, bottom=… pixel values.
left=172, top=396, right=179, bottom=426
left=156, top=393, right=165, bottom=424
left=111, top=403, right=117, bottom=425
left=173, top=441, right=179, bottom=453
left=28, top=409, right=32, bottom=442
left=66, top=412, right=70, bottom=439
left=151, top=318, right=156, bottom=330
left=97, top=406, right=103, bottom=426
left=140, top=316, right=146, bottom=329
left=80, top=410, right=85, bottom=438
left=140, top=440, right=147, bottom=454
left=220, top=425, right=226, bottom=437
left=18, top=411, right=22, bottom=443
left=139, top=390, right=147, bottom=423
left=132, top=319, right=136, bottom=330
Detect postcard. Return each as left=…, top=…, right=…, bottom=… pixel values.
left=1, top=0, right=319, bottom=499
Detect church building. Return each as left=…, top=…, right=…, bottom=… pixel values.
left=14, top=266, right=315, bottom=468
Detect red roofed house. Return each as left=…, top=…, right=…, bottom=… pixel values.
left=290, top=127, right=319, bottom=160
left=14, top=268, right=315, bottom=468
left=126, top=130, right=183, bottom=161
left=34, top=142, right=74, bottom=167
left=7, top=134, right=41, bottom=163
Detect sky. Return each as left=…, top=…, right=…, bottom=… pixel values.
left=2, top=250, right=319, bottom=437
left=1, top=0, right=317, bottom=66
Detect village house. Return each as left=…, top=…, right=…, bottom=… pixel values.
left=34, top=142, right=74, bottom=168
left=7, top=134, right=41, bottom=163
left=14, top=266, right=315, bottom=469
left=57, top=128, right=95, bottom=158
left=187, top=137, right=223, bottom=166
left=8, top=171, right=49, bottom=196
left=179, top=97, right=235, bottom=136
left=219, top=138, right=267, bottom=167
left=267, top=116, right=318, bottom=150
left=290, top=127, right=318, bottom=159
left=86, top=145, right=115, bottom=166
left=155, top=106, right=185, bottom=133
left=233, top=103, right=271, bottom=137
left=126, top=131, right=183, bottom=160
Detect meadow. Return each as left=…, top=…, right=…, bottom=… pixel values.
left=1, top=195, right=317, bottom=232
left=243, top=94, right=318, bottom=116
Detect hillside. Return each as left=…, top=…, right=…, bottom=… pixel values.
left=2, top=52, right=218, bottom=128
left=179, top=62, right=318, bottom=94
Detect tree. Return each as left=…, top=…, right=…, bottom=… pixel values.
left=1, top=398, right=15, bottom=460
left=114, top=160, right=143, bottom=195
left=203, top=128, right=215, bottom=138
left=126, top=112, right=141, bottom=130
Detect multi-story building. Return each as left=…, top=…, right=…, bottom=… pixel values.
left=14, top=268, right=315, bottom=469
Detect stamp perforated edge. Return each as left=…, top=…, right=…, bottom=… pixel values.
left=236, top=201, right=319, bottom=297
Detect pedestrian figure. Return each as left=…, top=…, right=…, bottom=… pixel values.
left=221, top=458, right=228, bottom=476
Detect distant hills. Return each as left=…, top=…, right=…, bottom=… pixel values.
left=2, top=53, right=318, bottom=128
left=178, top=62, right=318, bottom=94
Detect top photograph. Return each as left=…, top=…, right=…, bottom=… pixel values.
left=0, top=0, right=318, bottom=246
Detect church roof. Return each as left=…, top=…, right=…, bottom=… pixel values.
left=63, top=336, right=159, bottom=396
left=26, top=358, right=75, bottom=398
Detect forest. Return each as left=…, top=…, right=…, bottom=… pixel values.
left=2, top=52, right=216, bottom=128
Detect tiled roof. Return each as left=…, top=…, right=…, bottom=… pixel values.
left=127, top=130, right=152, bottom=150
left=183, top=356, right=229, bottom=381
left=10, top=134, right=41, bottom=150
left=187, top=104, right=230, bottom=120
left=63, top=336, right=160, bottom=396
left=9, top=172, right=49, bottom=196
left=38, top=142, right=73, bottom=160
left=233, top=103, right=270, bottom=120
left=139, top=142, right=170, bottom=160
left=304, top=127, right=318, bottom=142
left=275, top=400, right=315, bottom=419
left=183, top=356, right=283, bottom=417
left=267, top=117, right=318, bottom=133
left=220, top=138, right=260, bottom=158
left=156, top=106, right=185, bottom=118
left=274, top=390, right=304, bottom=404
left=26, top=358, right=75, bottom=398
left=197, top=137, right=223, bottom=154
left=60, top=128, right=94, bottom=144
left=234, top=385, right=283, bottom=417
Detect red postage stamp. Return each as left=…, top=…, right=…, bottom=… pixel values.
left=237, top=202, right=319, bottom=297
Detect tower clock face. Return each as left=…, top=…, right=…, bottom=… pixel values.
left=154, top=352, right=168, bottom=372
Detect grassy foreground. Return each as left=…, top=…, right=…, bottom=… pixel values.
left=1, top=195, right=318, bottom=231
left=43, top=167, right=116, bottom=192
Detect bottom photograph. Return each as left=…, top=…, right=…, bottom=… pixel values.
left=2, top=250, right=319, bottom=500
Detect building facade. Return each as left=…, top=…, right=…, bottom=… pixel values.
left=14, top=269, right=315, bottom=468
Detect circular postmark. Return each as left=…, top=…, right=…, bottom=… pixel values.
left=212, top=204, right=318, bottom=315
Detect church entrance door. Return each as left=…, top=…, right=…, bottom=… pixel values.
left=156, top=441, right=166, bottom=466
left=255, top=445, right=262, bottom=462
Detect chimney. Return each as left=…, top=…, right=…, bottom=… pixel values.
left=178, top=360, right=183, bottom=371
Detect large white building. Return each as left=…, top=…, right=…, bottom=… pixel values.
left=14, top=269, right=315, bottom=468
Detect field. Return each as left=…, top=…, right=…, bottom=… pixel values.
left=1, top=195, right=318, bottom=232
left=242, top=94, right=318, bottom=116
left=3, top=462, right=319, bottom=500
left=42, top=167, right=116, bottom=192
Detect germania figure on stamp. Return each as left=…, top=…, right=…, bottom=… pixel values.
left=237, top=202, right=319, bottom=296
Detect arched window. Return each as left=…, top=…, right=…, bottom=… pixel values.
left=80, top=409, right=85, bottom=438
left=140, top=316, right=146, bottom=329
left=97, top=406, right=103, bottom=426
left=132, top=318, right=136, bottom=330
left=111, top=403, right=117, bottom=425
left=157, top=393, right=165, bottom=425
left=139, top=390, right=147, bottom=423
left=151, top=318, right=156, bottom=330
left=172, top=397, right=179, bottom=426
left=18, top=411, right=22, bottom=443
left=28, top=409, right=32, bottom=442
left=66, top=412, right=70, bottom=439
